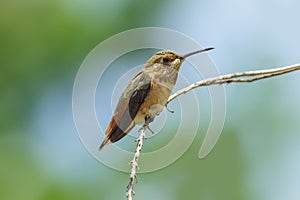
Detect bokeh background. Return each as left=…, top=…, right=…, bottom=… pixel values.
left=1, top=0, right=300, bottom=200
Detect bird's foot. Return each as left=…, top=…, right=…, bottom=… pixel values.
left=165, top=104, right=174, bottom=113
left=146, top=126, right=154, bottom=134
left=140, top=115, right=155, bottom=134
left=139, top=124, right=155, bottom=135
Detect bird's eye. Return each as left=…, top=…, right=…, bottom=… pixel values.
left=162, top=58, right=169, bottom=63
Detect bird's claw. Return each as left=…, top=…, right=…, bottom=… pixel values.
left=165, top=104, right=174, bottom=113
left=146, top=126, right=154, bottom=134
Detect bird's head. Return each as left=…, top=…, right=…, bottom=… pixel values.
left=146, top=47, right=214, bottom=71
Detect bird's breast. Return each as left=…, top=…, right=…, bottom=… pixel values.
left=134, top=81, right=173, bottom=124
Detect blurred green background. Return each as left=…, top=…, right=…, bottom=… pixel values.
left=1, top=0, right=300, bottom=200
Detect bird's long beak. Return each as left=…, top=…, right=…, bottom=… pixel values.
left=182, top=47, right=214, bottom=59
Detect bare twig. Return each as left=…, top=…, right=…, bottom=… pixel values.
left=126, top=125, right=147, bottom=200
left=167, top=63, right=300, bottom=104
left=126, top=63, right=300, bottom=199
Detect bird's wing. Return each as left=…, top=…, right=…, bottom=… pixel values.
left=104, top=71, right=152, bottom=143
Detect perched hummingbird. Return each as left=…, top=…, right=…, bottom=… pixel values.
left=99, top=47, right=214, bottom=150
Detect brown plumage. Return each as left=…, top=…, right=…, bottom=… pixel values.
left=99, top=48, right=214, bottom=150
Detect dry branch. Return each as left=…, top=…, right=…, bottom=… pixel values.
left=167, top=63, right=300, bottom=103
left=126, top=125, right=147, bottom=200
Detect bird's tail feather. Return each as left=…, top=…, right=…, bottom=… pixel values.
left=99, top=137, right=111, bottom=151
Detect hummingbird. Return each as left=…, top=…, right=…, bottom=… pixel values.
left=99, top=47, right=214, bottom=150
